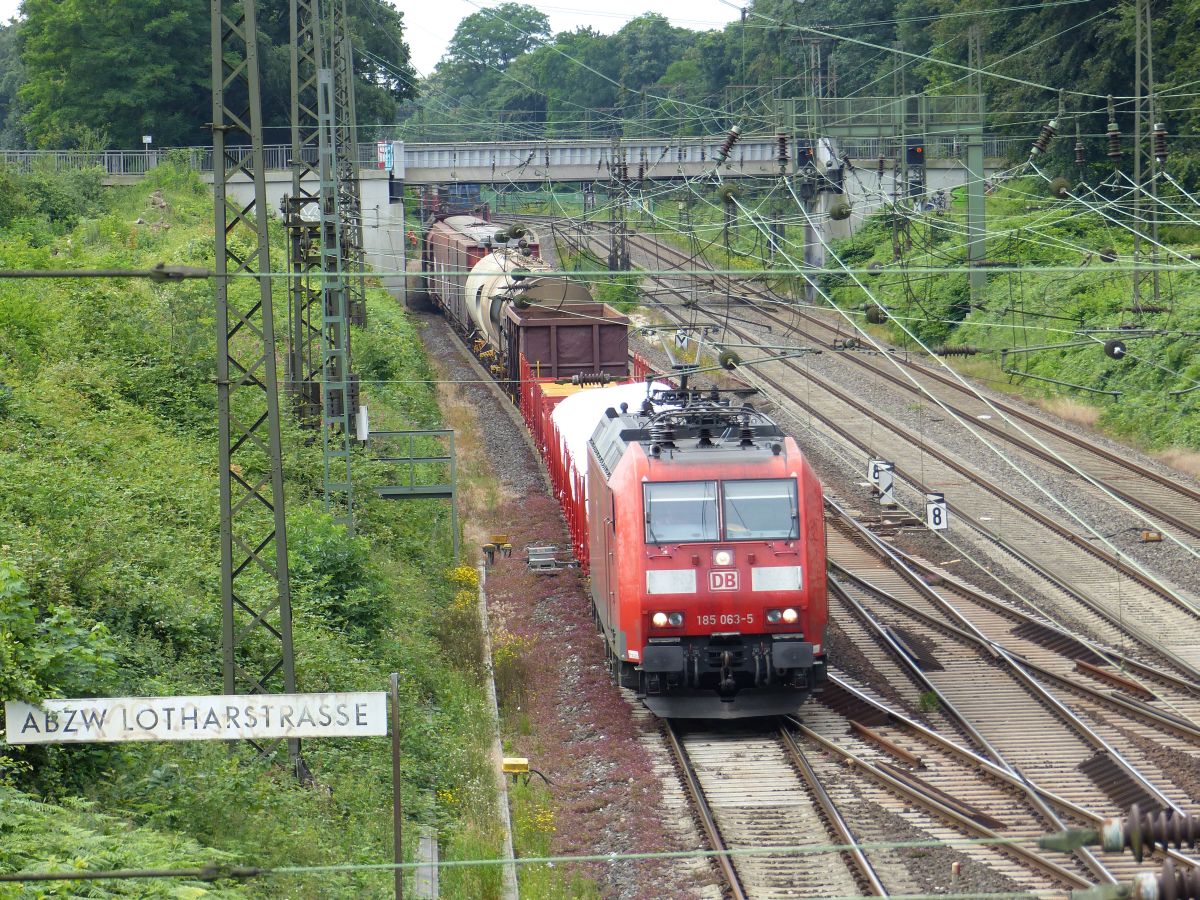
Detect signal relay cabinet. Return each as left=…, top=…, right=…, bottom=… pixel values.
left=504, top=303, right=631, bottom=382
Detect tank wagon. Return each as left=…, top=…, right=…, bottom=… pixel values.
left=420, top=214, right=828, bottom=718
left=421, top=214, right=629, bottom=383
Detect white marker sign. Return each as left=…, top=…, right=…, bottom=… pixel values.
left=876, top=462, right=896, bottom=507
left=926, top=492, right=949, bottom=531
left=4, top=692, right=387, bottom=745
left=867, top=458, right=887, bottom=485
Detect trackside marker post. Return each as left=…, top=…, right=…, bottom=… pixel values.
left=867, top=458, right=887, bottom=485
left=876, top=462, right=896, bottom=507
left=926, top=492, right=949, bottom=531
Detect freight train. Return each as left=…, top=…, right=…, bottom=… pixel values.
left=417, top=213, right=828, bottom=718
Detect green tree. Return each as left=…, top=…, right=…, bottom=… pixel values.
left=17, top=0, right=416, bottom=149
left=18, top=0, right=210, bottom=147
left=613, top=13, right=693, bottom=92
left=435, top=3, right=550, bottom=104
left=255, top=0, right=417, bottom=139
left=0, top=22, right=26, bottom=147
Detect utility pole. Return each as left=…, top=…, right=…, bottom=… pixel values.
left=607, top=140, right=629, bottom=272
left=967, top=25, right=983, bottom=97
left=1132, top=0, right=1161, bottom=311
left=893, top=42, right=909, bottom=204
left=210, top=0, right=299, bottom=769
left=966, top=26, right=987, bottom=301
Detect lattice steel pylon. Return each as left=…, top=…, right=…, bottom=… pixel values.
left=210, top=0, right=298, bottom=765
left=317, top=61, right=356, bottom=531
left=1132, top=0, right=1161, bottom=311
left=284, top=0, right=324, bottom=423
left=331, top=0, right=367, bottom=330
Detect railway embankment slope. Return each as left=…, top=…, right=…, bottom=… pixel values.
left=0, top=162, right=505, bottom=896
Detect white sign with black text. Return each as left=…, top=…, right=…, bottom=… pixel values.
left=867, top=458, right=887, bottom=486
left=4, top=692, right=387, bottom=745
left=925, top=492, right=949, bottom=531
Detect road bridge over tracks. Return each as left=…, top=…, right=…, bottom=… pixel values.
left=2, top=134, right=1011, bottom=293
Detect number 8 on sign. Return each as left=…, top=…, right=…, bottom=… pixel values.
left=925, top=492, right=948, bottom=531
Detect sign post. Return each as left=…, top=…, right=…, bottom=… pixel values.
left=5, top=686, right=406, bottom=895
left=390, top=672, right=404, bottom=900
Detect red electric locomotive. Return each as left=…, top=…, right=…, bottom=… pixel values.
left=550, top=384, right=828, bottom=718
left=419, top=214, right=828, bottom=718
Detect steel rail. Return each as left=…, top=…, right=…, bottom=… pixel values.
left=827, top=499, right=1200, bottom=730
left=826, top=578, right=1119, bottom=886
left=830, top=556, right=1200, bottom=743
left=826, top=542, right=1191, bottom=815
left=875, top=537, right=1200, bottom=699
left=738, top=292, right=1200, bottom=544
left=828, top=493, right=1200, bottom=699
left=784, top=719, right=1092, bottom=890
left=822, top=674, right=1200, bottom=877
left=584, top=232, right=1200, bottom=683
left=662, top=721, right=747, bottom=900
left=775, top=723, right=891, bottom=896
left=623, top=228, right=1200, bottom=543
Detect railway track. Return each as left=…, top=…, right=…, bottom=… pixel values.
left=829, top=531, right=1196, bottom=815
left=524, top=216, right=1200, bottom=894
left=546, top=218, right=1200, bottom=686
left=801, top=676, right=1199, bottom=890
left=813, top=512, right=1200, bottom=886
left=613, top=224, right=1200, bottom=552
left=665, top=719, right=881, bottom=898
left=616, top=224, right=1200, bottom=550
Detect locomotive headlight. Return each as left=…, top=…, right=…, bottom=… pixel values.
left=652, top=612, right=669, bottom=628
left=781, top=607, right=799, bottom=624
left=766, top=609, right=782, bottom=624
left=713, top=548, right=734, bottom=567
left=668, top=612, right=684, bottom=627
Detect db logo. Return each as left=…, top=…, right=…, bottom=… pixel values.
left=709, top=570, right=739, bottom=591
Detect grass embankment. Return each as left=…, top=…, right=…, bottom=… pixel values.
left=0, top=161, right=509, bottom=896
left=821, top=178, right=1200, bottom=456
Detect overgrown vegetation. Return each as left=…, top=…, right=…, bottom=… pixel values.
left=0, top=162, right=508, bottom=896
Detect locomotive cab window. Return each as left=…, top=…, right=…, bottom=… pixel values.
left=644, top=481, right=719, bottom=543
left=722, top=479, right=799, bottom=540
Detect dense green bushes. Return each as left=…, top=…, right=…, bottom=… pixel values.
left=0, top=162, right=506, bottom=895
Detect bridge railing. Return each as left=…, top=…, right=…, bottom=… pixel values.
left=1, top=136, right=1022, bottom=178
left=0, top=143, right=380, bottom=175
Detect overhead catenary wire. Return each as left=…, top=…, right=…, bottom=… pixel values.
left=768, top=181, right=1200, bottom=567
left=0, top=834, right=1068, bottom=887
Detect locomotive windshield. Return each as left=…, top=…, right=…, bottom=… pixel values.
left=644, top=481, right=719, bottom=543
left=722, top=479, right=799, bottom=540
